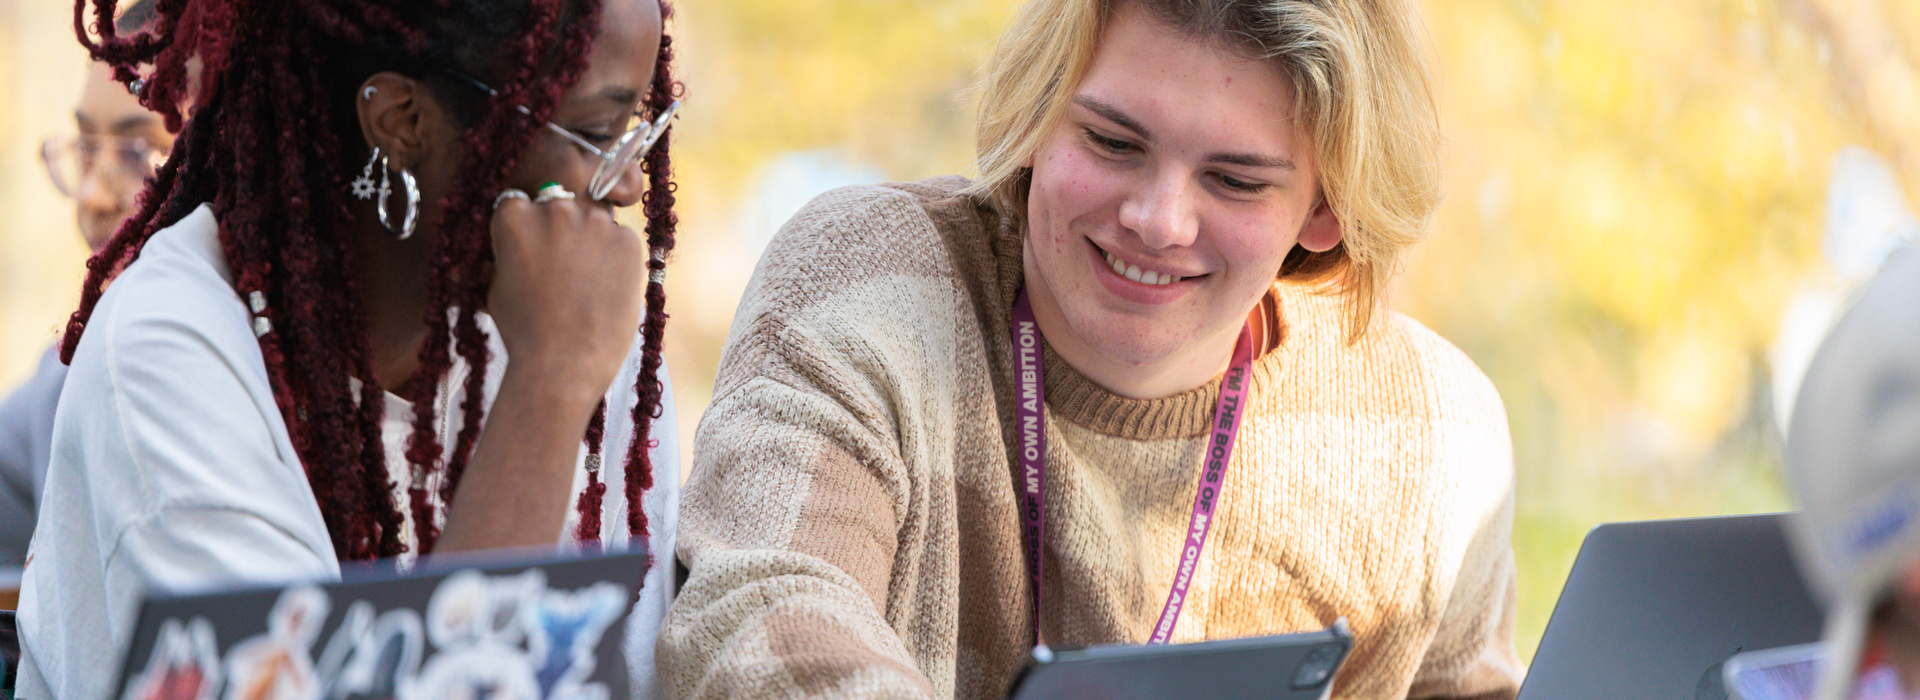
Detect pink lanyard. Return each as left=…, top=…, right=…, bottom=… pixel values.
left=1011, top=289, right=1256, bottom=645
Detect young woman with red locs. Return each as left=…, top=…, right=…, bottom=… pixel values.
left=17, top=0, right=684, bottom=695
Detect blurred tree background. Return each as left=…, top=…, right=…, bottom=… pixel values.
left=3, top=0, right=1917, bottom=663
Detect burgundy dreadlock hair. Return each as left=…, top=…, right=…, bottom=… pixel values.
left=63, top=0, right=680, bottom=560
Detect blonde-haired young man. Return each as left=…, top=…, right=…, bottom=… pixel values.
left=661, top=0, right=1521, bottom=697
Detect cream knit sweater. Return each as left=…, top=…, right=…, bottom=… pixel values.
left=660, top=177, right=1522, bottom=699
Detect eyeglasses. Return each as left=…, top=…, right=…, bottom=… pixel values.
left=41, top=134, right=166, bottom=198
left=448, top=71, right=679, bottom=201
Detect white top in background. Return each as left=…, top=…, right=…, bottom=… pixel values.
left=17, top=204, right=680, bottom=699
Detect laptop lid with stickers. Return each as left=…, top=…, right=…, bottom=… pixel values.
left=110, top=547, right=648, bottom=700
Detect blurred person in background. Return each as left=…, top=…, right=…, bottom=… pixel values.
left=1786, top=242, right=1920, bottom=700
left=0, top=0, right=165, bottom=570
left=17, top=0, right=686, bottom=697
left=661, top=0, right=1521, bottom=697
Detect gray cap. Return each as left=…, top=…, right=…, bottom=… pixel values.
left=1786, top=243, right=1920, bottom=700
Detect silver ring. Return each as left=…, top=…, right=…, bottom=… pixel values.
left=533, top=183, right=577, bottom=204
left=493, top=189, right=531, bottom=210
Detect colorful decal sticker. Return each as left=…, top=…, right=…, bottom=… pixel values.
left=124, top=565, right=629, bottom=700
left=315, top=602, right=423, bottom=700
left=123, top=617, right=223, bottom=700
left=425, top=569, right=543, bottom=650
left=408, top=643, right=541, bottom=700
left=224, top=586, right=330, bottom=700
left=411, top=570, right=550, bottom=699
left=312, top=601, right=374, bottom=696
left=525, top=582, right=625, bottom=700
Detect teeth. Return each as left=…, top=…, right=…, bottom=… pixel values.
left=1101, top=249, right=1183, bottom=286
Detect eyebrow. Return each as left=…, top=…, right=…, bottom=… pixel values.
left=111, top=114, right=157, bottom=133
left=1071, top=94, right=1296, bottom=171
left=595, top=86, right=641, bottom=106
left=75, top=111, right=159, bottom=134
left=1209, top=151, right=1295, bottom=171
left=1074, top=95, right=1152, bottom=141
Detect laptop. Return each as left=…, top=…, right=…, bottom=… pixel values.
left=1518, top=513, right=1826, bottom=700
left=111, top=547, right=648, bottom=700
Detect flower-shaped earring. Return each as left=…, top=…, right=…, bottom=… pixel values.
left=351, top=86, right=382, bottom=200
left=351, top=147, right=381, bottom=200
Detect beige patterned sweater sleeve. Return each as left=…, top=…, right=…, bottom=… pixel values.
left=660, top=177, right=1522, bottom=700
left=660, top=181, right=989, bottom=699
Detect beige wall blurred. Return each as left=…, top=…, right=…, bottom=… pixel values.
left=0, top=0, right=94, bottom=390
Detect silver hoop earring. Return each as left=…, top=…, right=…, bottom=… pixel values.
left=374, top=153, right=419, bottom=240
left=350, top=147, right=380, bottom=200
left=361, top=85, right=377, bottom=101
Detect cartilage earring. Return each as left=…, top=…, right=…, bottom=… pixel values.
left=350, top=148, right=380, bottom=200
left=375, top=153, right=420, bottom=241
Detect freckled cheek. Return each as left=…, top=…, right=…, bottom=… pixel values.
left=1034, top=147, right=1126, bottom=233
left=1027, top=152, right=1095, bottom=283
left=1209, top=217, right=1297, bottom=279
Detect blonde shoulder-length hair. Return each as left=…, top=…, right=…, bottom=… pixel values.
left=965, top=0, right=1442, bottom=342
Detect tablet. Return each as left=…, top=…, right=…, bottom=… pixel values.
left=1723, top=642, right=1911, bottom=700
left=1006, top=618, right=1352, bottom=700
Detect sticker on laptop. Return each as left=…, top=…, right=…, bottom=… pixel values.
left=127, top=566, right=630, bottom=700
left=123, top=616, right=224, bottom=700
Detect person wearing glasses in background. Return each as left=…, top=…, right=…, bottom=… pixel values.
left=0, top=0, right=166, bottom=572
left=661, top=0, right=1520, bottom=697
left=17, top=0, right=685, bottom=697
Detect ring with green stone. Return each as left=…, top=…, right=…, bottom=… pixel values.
left=533, top=181, right=576, bottom=204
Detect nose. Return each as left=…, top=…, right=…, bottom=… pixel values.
left=598, top=160, right=649, bottom=209
left=75, top=161, right=129, bottom=220
left=1116, top=170, right=1198, bottom=250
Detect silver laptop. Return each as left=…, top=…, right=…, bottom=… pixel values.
left=1518, top=513, right=1826, bottom=700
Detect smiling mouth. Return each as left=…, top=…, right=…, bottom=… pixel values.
left=1096, top=245, right=1193, bottom=286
